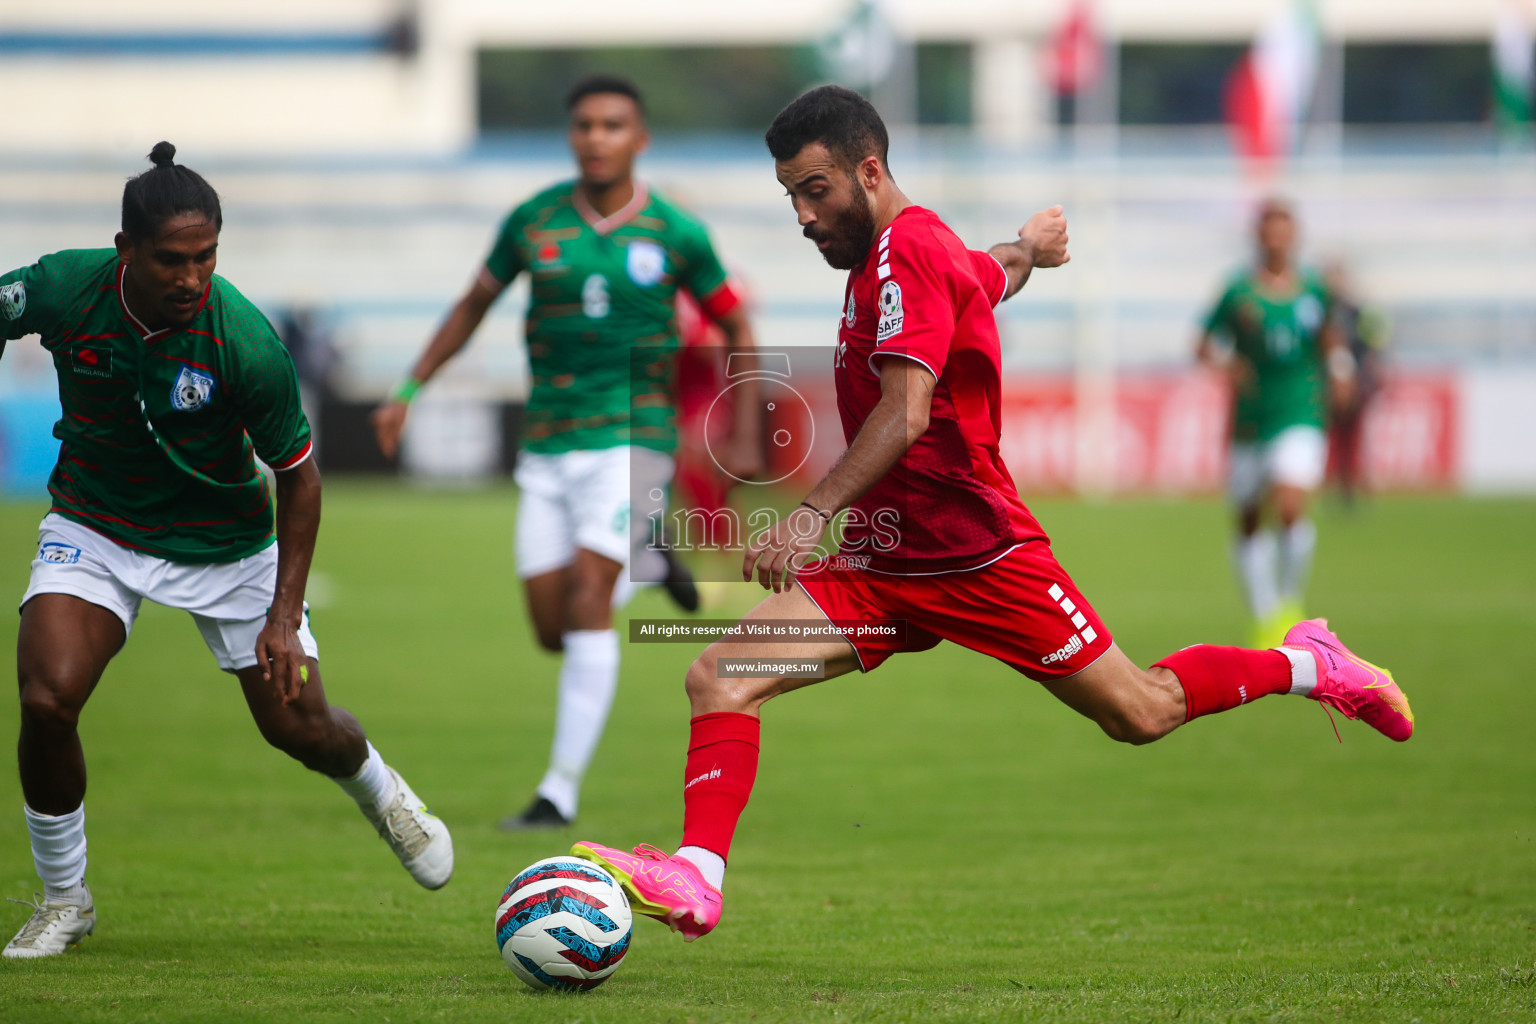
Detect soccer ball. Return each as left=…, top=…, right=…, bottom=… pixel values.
left=495, top=856, right=633, bottom=991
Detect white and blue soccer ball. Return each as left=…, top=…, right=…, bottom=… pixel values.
left=496, top=856, right=633, bottom=991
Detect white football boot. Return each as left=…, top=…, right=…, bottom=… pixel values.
left=4, top=885, right=95, bottom=958
left=371, top=769, right=453, bottom=889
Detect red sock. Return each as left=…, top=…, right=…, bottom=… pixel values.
left=1153, top=645, right=1293, bottom=722
left=679, top=712, right=760, bottom=861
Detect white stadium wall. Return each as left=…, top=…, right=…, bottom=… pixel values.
left=1460, top=367, right=1536, bottom=493
left=0, top=0, right=1528, bottom=155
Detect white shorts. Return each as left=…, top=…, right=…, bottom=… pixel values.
left=513, top=446, right=674, bottom=579
left=21, top=514, right=318, bottom=673
left=1228, top=425, right=1328, bottom=508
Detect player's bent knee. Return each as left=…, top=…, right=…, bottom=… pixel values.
left=258, top=710, right=332, bottom=760
left=1097, top=707, right=1169, bottom=746
left=17, top=671, right=85, bottom=732
left=683, top=655, right=721, bottom=706
left=684, top=651, right=759, bottom=713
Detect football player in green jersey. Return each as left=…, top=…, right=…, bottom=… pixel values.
left=1197, top=199, right=1353, bottom=646
left=1, top=145, right=453, bottom=960
left=372, top=76, right=761, bottom=831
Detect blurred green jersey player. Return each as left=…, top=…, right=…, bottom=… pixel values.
left=3, top=144, right=453, bottom=960
left=372, top=75, right=761, bottom=831
left=1197, top=199, right=1353, bottom=646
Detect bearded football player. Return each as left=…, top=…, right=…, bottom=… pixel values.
left=569, top=86, right=1413, bottom=941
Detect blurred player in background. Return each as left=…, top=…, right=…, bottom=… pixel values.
left=1197, top=200, right=1353, bottom=646
left=571, top=89, right=1411, bottom=942
left=672, top=283, right=750, bottom=552
left=1323, top=261, right=1389, bottom=507
left=1, top=145, right=452, bottom=959
left=372, top=75, right=762, bottom=831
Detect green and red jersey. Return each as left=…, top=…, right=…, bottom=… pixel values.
left=1203, top=268, right=1333, bottom=442
left=481, top=181, right=739, bottom=455
left=0, top=248, right=312, bottom=563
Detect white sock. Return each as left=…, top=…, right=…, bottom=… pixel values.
left=536, top=629, right=620, bottom=821
left=676, top=845, right=726, bottom=891
left=1278, top=519, right=1317, bottom=604
left=25, top=803, right=87, bottom=894
left=1233, top=531, right=1280, bottom=619
left=332, top=741, right=398, bottom=817
left=1276, top=645, right=1318, bottom=696
left=610, top=575, right=641, bottom=609
left=631, top=546, right=668, bottom=584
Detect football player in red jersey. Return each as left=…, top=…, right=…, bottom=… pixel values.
left=571, top=87, right=1413, bottom=941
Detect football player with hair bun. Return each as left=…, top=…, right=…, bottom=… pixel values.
left=1, top=143, right=452, bottom=960
left=373, top=74, right=762, bottom=832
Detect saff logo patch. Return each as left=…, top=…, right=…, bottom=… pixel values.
left=170, top=364, right=215, bottom=412
left=876, top=280, right=904, bottom=344
left=845, top=289, right=857, bottom=328
left=71, top=346, right=114, bottom=379
left=0, top=281, right=24, bottom=321
left=39, top=542, right=80, bottom=564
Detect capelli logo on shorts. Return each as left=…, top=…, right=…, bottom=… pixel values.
left=39, top=542, right=81, bottom=564
left=1040, top=633, right=1084, bottom=666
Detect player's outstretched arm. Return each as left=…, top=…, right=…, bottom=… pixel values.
left=989, top=205, right=1070, bottom=302
left=371, top=276, right=501, bottom=458
left=1320, top=316, right=1357, bottom=409
left=742, top=357, right=934, bottom=592
left=256, top=458, right=322, bottom=705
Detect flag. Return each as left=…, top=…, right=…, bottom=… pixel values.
left=1493, top=1, right=1534, bottom=132
left=820, top=0, right=897, bottom=91
left=1045, top=0, right=1104, bottom=97
left=1224, top=0, right=1322, bottom=169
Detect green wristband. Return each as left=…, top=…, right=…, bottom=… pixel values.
left=391, top=378, right=421, bottom=404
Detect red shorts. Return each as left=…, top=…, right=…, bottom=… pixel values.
left=796, top=541, right=1114, bottom=682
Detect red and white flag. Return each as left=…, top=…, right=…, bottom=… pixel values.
left=1045, top=0, right=1104, bottom=97
left=1224, top=1, right=1322, bottom=170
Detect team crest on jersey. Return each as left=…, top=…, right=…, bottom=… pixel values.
left=0, top=281, right=24, bottom=321
left=70, top=345, right=114, bottom=379
left=1294, top=293, right=1324, bottom=333
left=626, top=240, right=666, bottom=287
left=876, top=280, right=904, bottom=344
left=845, top=290, right=857, bottom=328
left=170, top=363, right=215, bottom=412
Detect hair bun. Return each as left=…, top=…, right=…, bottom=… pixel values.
left=148, top=141, right=176, bottom=168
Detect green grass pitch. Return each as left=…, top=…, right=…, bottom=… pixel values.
left=0, top=483, right=1532, bottom=1023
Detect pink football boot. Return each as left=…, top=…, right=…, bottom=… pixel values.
left=1283, top=618, right=1414, bottom=742
left=571, top=842, right=723, bottom=941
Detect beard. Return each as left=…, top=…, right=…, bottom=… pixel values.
left=804, top=186, right=877, bottom=271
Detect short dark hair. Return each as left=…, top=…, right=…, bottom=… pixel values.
left=765, top=85, right=889, bottom=170
left=121, top=142, right=222, bottom=243
left=566, top=74, right=645, bottom=115
left=1258, top=196, right=1294, bottom=222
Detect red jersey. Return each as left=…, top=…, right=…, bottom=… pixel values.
left=833, top=206, right=1046, bottom=574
